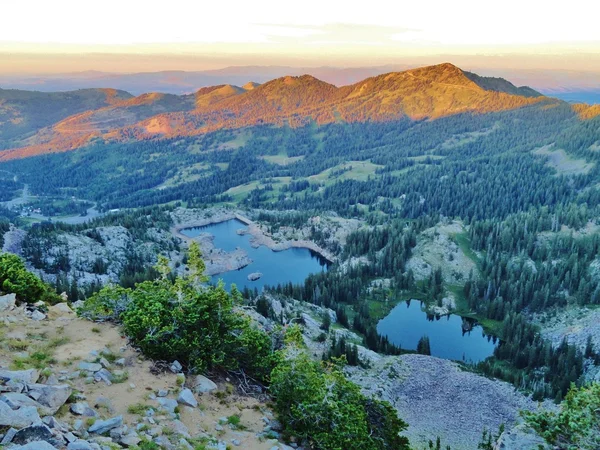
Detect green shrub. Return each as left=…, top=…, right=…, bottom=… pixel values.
left=522, top=383, right=600, bottom=450
left=270, top=337, right=410, bottom=450
left=78, top=284, right=133, bottom=321
left=120, top=244, right=277, bottom=381
left=0, top=252, right=60, bottom=304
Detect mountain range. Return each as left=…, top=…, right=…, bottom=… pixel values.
left=1, top=63, right=576, bottom=161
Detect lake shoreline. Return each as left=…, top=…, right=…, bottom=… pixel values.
left=171, top=211, right=336, bottom=265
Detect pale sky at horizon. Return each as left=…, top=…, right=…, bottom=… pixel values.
left=2, top=0, right=600, bottom=73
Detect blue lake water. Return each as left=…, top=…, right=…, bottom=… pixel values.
left=377, top=300, right=497, bottom=363
left=180, top=219, right=328, bottom=290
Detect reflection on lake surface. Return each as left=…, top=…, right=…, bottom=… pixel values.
left=180, top=219, right=328, bottom=290
left=377, top=299, right=497, bottom=363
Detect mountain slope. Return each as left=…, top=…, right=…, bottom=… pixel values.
left=0, top=64, right=549, bottom=160
left=463, top=70, right=542, bottom=98
left=0, top=88, right=132, bottom=145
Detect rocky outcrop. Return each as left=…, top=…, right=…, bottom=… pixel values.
left=346, top=354, right=546, bottom=449
left=247, top=272, right=262, bottom=281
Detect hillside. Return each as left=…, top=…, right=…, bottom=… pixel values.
left=0, top=63, right=548, bottom=161
left=1, top=63, right=600, bottom=449
left=0, top=88, right=132, bottom=145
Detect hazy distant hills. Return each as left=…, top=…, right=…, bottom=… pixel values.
left=1, top=64, right=599, bottom=103
left=0, top=65, right=412, bottom=96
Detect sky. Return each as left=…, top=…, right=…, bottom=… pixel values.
left=1, top=0, right=600, bottom=74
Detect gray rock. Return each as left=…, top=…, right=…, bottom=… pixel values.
left=232, top=439, right=241, bottom=446
left=1, top=427, right=17, bottom=444
left=0, top=392, right=43, bottom=410
left=169, top=360, right=183, bottom=373
left=177, top=388, right=197, bottom=408
left=115, top=358, right=126, bottom=366
left=192, top=375, right=218, bottom=394
left=71, top=402, right=98, bottom=417
left=0, top=380, right=26, bottom=393
left=27, top=390, right=42, bottom=401
left=165, top=419, right=190, bottom=438
left=30, top=310, right=46, bottom=321
left=156, top=398, right=178, bottom=413
left=109, top=426, right=125, bottom=441
left=98, top=358, right=111, bottom=368
left=63, top=432, right=77, bottom=443
left=119, top=432, right=141, bottom=446
left=72, top=420, right=85, bottom=432
left=27, top=384, right=72, bottom=414
left=41, top=417, right=63, bottom=431
left=67, top=441, right=95, bottom=450
left=88, top=416, right=123, bottom=434
left=0, top=401, right=41, bottom=428
left=0, top=369, right=39, bottom=384
left=93, top=368, right=113, bottom=385
left=157, top=389, right=169, bottom=397
left=155, top=435, right=176, bottom=449
left=0, top=293, right=16, bottom=311
left=12, top=423, right=56, bottom=446
left=78, top=362, right=102, bottom=373
left=45, top=375, right=60, bottom=386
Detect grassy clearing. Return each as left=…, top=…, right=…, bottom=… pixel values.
left=308, top=160, right=383, bottom=185
left=223, top=177, right=292, bottom=202
left=217, top=130, right=251, bottom=150
left=451, top=232, right=480, bottom=268
left=158, top=163, right=213, bottom=189
left=534, top=145, right=594, bottom=176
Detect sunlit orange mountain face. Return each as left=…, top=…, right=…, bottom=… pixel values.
left=0, top=63, right=593, bottom=161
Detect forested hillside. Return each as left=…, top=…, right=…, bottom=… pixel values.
left=1, top=63, right=600, bottom=448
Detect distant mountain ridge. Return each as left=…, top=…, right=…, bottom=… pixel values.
left=0, top=63, right=553, bottom=161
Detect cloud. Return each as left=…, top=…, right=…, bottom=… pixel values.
left=254, top=23, right=418, bottom=46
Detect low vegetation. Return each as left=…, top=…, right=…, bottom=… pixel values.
left=0, top=251, right=60, bottom=303
left=79, top=243, right=410, bottom=449
left=523, top=383, right=600, bottom=450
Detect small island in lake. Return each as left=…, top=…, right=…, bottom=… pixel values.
left=247, top=272, right=263, bottom=281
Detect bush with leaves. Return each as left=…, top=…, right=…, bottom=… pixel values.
left=522, top=382, right=600, bottom=450
left=270, top=325, right=410, bottom=450
left=77, top=284, right=133, bottom=321
left=117, top=243, right=276, bottom=381
left=0, top=252, right=60, bottom=304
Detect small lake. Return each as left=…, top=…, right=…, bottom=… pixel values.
left=180, top=219, right=328, bottom=290
left=377, top=300, right=497, bottom=363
